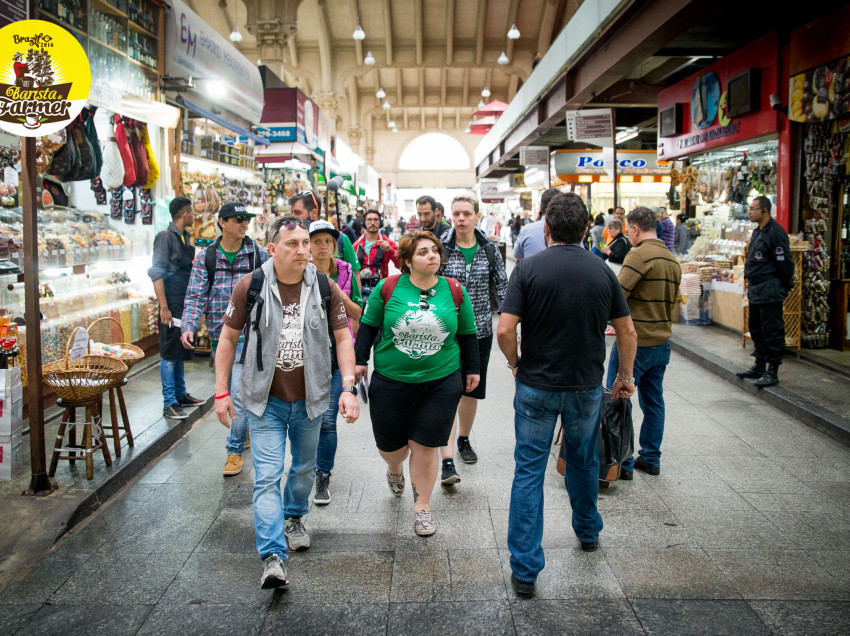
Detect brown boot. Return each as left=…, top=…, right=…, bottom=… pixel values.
left=223, top=454, right=243, bottom=476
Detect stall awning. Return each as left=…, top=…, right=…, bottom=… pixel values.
left=256, top=142, right=323, bottom=162
left=177, top=96, right=270, bottom=146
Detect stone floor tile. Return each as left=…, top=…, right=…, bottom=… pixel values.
left=20, top=603, right=153, bottom=635
left=706, top=549, right=849, bottom=600
left=50, top=552, right=189, bottom=605
left=490, top=508, right=576, bottom=550
left=137, top=603, right=267, bottom=635
left=398, top=480, right=491, bottom=511
left=390, top=549, right=506, bottom=602
left=387, top=601, right=514, bottom=636
left=660, top=418, right=737, bottom=437
left=596, top=479, right=669, bottom=512
left=674, top=509, right=796, bottom=550
left=484, top=476, right=572, bottom=512
left=631, top=599, right=770, bottom=635
left=95, top=510, right=217, bottom=555
left=654, top=491, right=756, bottom=513
left=772, top=457, right=850, bottom=483
left=277, top=551, right=393, bottom=604
left=193, top=507, right=257, bottom=554
left=748, top=601, right=850, bottom=635
left=262, top=602, right=389, bottom=635
left=499, top=548, right=624, bottom=600
left=659, top=435, right=761, bottom=458
left=0, top=553, right=90, bottom=604
left=394, top=509, right=496, bottom=551
left=158, top=552, right=274, bottom=606
left=598, top=510, right=696, bottom=549
left=763, top=512, right=850, bottom=550
left=305, top=508, right=400, bottom=552
left=0, top=603, right=41, bottom=634
left=509, top=599, right=644, bottom=635
left=310, top=479, right=403, bottom=513
left=605, top=547, right=739, bottom=599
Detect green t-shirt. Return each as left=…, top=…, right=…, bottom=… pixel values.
left=362, top=275, right=477, bottom=382
left=458, top=243, right=479, bottom=277
left=218, top=244, right=239, bottom=264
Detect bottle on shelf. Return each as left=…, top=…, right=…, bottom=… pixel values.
left=842, top=216, right=848, bottom=241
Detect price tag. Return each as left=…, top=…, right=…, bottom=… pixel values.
left=68, top=328, right=89, bottom=362
left=4, top=166, right=18, bottom=187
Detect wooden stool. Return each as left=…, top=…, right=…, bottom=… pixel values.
left=49, top=396, right=113, bottom=480
left=103, top=378, right=134, bottom=457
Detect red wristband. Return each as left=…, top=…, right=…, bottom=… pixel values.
left=214, top=392, right=230, bottom=400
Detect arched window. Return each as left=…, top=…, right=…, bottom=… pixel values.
left=398, top=133, right=470, bottom=171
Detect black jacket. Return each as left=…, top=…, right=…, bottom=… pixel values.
left=745, top=217, right=795, bottom=303
left=605, top=234, right=631, bottom=264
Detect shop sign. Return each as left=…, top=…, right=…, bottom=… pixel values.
left=297, top=92, right=319, bottom=149
left=552, top=150, right=669, bottom=177
left=165, top=0, right=264, bottom=124
left=479, top=180, right=504, bottom=203
left=255, top=125, right=296, bottom=143
left=520, top=146, right=549, bottom=168
left=566, top=108, right=613, bottom=148
left=524, top=166, right=549, bottom=190
left=0, top=1, right=27, bottom=28
left=788, top=54, right=850, bottom=123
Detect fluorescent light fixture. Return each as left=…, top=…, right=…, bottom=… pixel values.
left=229, top=28, right=242, bottom=42
left=382, top=100, right=391, bottom=110
left=578, top=175, right=593, bottom=183
left=353, top=25, right=366, bottom=40
left=507, top=24, right=520, bottom=40
left=481, top=87, right=490, bottom=98
left=599, top=176, right=613, bottom=183
left=206, top=79, right=226, bottom=95
left=640, top=176, right=655, bottom=183
left=615, top=128, right=639, bottom=144
left=376, top=87, right=386, bottom=99
left=497, top=51, right=509, bottom=65
left=364, top=51, right=375, bottom=65
left=620, top=175, right=634, bottom=182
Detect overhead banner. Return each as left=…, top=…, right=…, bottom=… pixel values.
left=566, top=108, right=613, bottom=148
left=788, top=54, right=850, bottom=123
left=165, top=0, right=264, bottom=123
left=552, top=149, right=670, bottom=178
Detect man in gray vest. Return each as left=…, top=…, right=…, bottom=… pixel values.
left=214, top=216, right=360, bottom=591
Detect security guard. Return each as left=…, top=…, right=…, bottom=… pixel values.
left=736, top=196, right=795, bottom=387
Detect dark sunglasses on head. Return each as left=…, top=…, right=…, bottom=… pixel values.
left=270, top=217, right=309, bottom=243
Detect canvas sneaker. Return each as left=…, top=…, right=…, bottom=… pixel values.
left=178, top=394, right=203, bottom=407
left=284, top=517, right=311, bottom=551
left=163, top=404, right=187, bottom=420
left=260, top=554, right=289, bottom=590
left=314, top=471, right=331, bottom=505
left=414, top=509, right=436, bottom=536
left=457, top=438, right=478, bottom=464
left=223, top=454, right=243, bottom=476
left=386, top=470, right=405, bottom=497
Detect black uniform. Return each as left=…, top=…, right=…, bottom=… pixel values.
left=745, top=217, right=794, bottom=366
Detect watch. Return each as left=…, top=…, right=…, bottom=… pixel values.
left=341, top=386, right=358, bottom=396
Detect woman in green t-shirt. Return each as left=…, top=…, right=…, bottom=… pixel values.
left=354, top=231, right=480, bottom=537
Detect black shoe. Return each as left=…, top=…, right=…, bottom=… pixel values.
left=178, top=394, right=203, bottom=407
left=752, top=364, right=779, bottom=388
left=619, top=469, right=634, bottom=481
left=457, top=437, right=478, bottom=464
left=163, top=404, right=188, bottom=420
left=634, top=457, right=660, bottom=475
left=580, top=540, right=599, bottom=552
left=736, top=362, right=766, bottom=379
left=314, top=471, right=331, bottom=505
left=441, top=460, right=461, bottom=485
left=511, top=574, right=536, bottom=598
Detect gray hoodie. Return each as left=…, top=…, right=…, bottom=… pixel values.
left=240, top=259, right=333, bottom=421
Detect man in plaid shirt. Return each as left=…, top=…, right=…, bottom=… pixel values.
left=180, top=201, right=268, bottom=476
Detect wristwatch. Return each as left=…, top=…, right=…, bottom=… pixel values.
left=341, top=386, right=358, bottom=396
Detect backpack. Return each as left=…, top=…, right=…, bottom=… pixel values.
left=239, top=269, right=333, bottom=372
left=204, top=237, right=261, bottom=293
left=379, top=274, right=464, bottom=314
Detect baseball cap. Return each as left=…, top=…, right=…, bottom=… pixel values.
left=309, top=220, right=339, bottom=239
left=218, top=201, right=255, bottom=219
left=169, top=196, right=193, bottom=216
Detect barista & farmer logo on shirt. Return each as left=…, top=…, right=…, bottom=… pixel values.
left=0, top=20, right=91, bottom=136
left=391, top=309, right=449, bottom=359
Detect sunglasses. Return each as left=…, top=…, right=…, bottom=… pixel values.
left=231, top=215, right=249, bottom=224
left=419, top=288, right=436, bottom=311
left=270, top=217, right=309, bottom=243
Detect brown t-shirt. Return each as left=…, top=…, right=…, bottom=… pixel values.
left=223, top=273, right=348, bottom=403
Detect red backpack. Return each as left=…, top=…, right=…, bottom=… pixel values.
left=380, top=274, right=464, bottom=313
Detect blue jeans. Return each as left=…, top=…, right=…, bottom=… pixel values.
left=246, top=396, right=322, bottom=561
left=316, top=369, right=342, bottom=474
left=605, top=341, right=671, bottom=470
left=212, top=341, right=247, bottom=454
left=508, top=380, right=603, bottom=582
left=160, top=358, right=186, bottom=409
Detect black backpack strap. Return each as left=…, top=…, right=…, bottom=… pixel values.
left=239, top=267, right=266, bottom=370
left=484, top=241, right=497, bottom=291
left=204, top=237, right=223, bottom=293
left=245, top=237, right=260, bottom=271
left=316, top=272, right=338, bottom=367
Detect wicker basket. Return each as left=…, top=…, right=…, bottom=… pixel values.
left=42, top=330, right=129, bottom=402
left=87, top=317, right=145, bottom=370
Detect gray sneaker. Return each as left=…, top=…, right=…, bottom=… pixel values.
left=314, top=471, right=331, bottom=505
left=386, top=470, right=405, bottom=496
left=284, top=517, right=311, bottom=551
left=260, top=554, right=289, bottom=589
left=414, top=509, right=436, bottom=536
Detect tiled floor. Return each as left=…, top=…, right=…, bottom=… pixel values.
left=1, top=338, right=849, bottom=634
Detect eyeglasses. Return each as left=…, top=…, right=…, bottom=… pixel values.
left=419, top=288, right=435, bottom=311
left=232, top=215, right=249, bottom=224
left=747, top=206, right=762, bottom=211
left=270, top=217, right=309, bottom=243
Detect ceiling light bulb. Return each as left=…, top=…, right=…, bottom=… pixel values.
left=382, top=100, right=391, bottom=110
left=388, top=119, right=396, bottom=128
left=229, top=28, right=242, bottom=43
left=497, top=51, right=509, bottom=65
left=392, top=126, right=399, bottom=133
left=376, top=87, right=386, bottom=99
left=481, top=87, right=490, bottom=98
left=478, top=99, right=486, bottom=109
left=257, top=59, right=262, bottom=66
left=507, top=24, right=520, bottom=40
left=353, top=25, right=366, bottom=40
left=364, top=51, right=375, bottom=66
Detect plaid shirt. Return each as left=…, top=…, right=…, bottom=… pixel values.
left=180, top=241, right=269, bottom=341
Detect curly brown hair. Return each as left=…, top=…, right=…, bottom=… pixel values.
left=397, top=231, right=444, bottom=274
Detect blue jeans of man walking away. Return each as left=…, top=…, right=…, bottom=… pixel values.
left=508, top=380, right=603, bottom=583
left=605, top=341, right=671, bottom=470
left=316, top=369, right=342, bottom=474
left=212, top=340, right=247, bottom=454
left=160, top=358, right=186, bottom=409
left=246, top=396, right=322, bottom=561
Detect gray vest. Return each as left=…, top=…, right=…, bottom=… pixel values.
left=240, top=260, right=333, bottom=421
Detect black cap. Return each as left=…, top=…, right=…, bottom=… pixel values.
left=169, top=196, right=193, bottom=217
left=218, top=201, right=255, bottom=219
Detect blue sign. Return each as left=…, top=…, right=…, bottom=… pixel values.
left=255, top=126, right=297, bottom=142
left=691, top=72, right=721, bottom=130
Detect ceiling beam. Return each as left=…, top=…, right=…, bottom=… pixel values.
left=395, top=68, right=403, bottom=105
left=485, top=68, right=493, bottom=95
left=440, top=68, right=447, bottom=105
left=315, top=0, right=333, bottom=92
left=507, top=73, right=519, bottom=101
left=414, top=0, right=424, bottom=67
left=287, top=37, right=299, bottom=68
left=382, top=0, right=393, bottom=66
left=350, top=0, right=363, bottom=66
left=421, top=109, right=425, bottom=129
left=438, top=109, right=443, bottom=130
left=537, top=0, right=560, bottom=57
left=418, top=68, right=425, bottom=106
left=456, top=107, right=461, bottom=128
left=446, top=0, right=455, bottom=65
left=404, top=108, right=409, bottom=129
left=474, top=0, right=487, bottom=67
left=462, top=67, right=470, bottom=106
left=218, top=0, right=234, bottom=33
left=505, top=0, right=519, bottom=61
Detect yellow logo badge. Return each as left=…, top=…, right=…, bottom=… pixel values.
left=0, top=20, right=90, bottom=136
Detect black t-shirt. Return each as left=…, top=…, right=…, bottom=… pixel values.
left=500, top=245, right=630, bottom=391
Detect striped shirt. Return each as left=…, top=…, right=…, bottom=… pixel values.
left=618, top=239, right=682, bottom=346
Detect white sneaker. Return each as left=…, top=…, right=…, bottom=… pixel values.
left=260, top=554, right=288, bottom=589
left=284, top=517, right=311, bottom=551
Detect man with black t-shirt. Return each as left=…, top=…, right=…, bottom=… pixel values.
left=497, top=192, right=637, bottom=598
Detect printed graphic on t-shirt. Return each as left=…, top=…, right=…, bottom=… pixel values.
left=391, top=309, right=449, bottom=359
left=277, top=301, right=304, bottom=371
